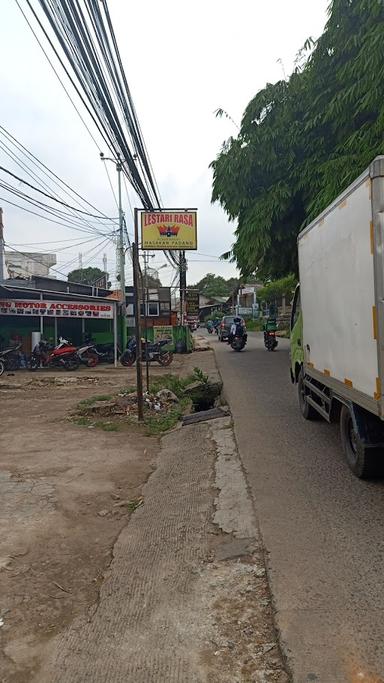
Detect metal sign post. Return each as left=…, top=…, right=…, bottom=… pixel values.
left=133, top=208, right=144, bottom=421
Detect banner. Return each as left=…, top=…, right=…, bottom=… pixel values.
left=153, top=325, right=173, bottom=343
left=0, top=299, right=114, bottom=319
left=186, top=289, right=199, bottom=317
left=141, top=210, right=197, bottom=250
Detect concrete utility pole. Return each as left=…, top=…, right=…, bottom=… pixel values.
left=116, top=155, right=127, bottom=349
left=100, top=152, right=126, bottom=349
left=0, top=208, right=5, bottom=282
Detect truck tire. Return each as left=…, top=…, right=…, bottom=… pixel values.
left=298, top=370, right=318, bottom=420
left=340, top=405, right=381, bottom=479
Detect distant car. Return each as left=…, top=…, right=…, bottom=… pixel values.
left=218, top=315, right=245, bottom=342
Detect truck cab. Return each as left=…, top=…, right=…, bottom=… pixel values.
left=290, top=284, right=303, bottom=384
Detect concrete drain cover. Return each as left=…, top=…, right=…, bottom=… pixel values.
left=182, top=406, right=230, bottom=425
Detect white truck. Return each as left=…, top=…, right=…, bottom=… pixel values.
left=290, top=156, right=384, bottom=478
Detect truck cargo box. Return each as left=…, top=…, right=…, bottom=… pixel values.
left=298, top=157, right=384, bottom=417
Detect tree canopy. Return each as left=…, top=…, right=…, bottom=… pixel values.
left=67, top=267, right=109, bottom=286
left=192, top=273, right=238, bottom=298
left=211, top=0, right=384, bottom=279
left=257, top=274, right=297, bottom=304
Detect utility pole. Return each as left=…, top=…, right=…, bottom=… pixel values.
left=103, top=253, right=107, bottom=287
left=100, top=152, right=126, bottom=349
left=0, top=208, right=4, bottom=282
left=179, top=251, right=187, bottom=325
left=78, top=252, right=83, bottom=269
left=133, top=208, right=144, bottom=421
left=116, top=154, right=127, bottom=350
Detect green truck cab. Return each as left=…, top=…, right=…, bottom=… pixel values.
left=290, top=284, right=304, bottom=383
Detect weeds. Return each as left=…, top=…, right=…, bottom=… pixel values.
left=78, top=395, right=112, bottom=409
left=71, top=415, right=120, bottom=431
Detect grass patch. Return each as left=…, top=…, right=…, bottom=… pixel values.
left=144, top=400, right=188, bottom=435
left=245, top=319, right=264, bottom=331
left=78, top=394, right=112, bottom=409
left=71, top=415, right=120, bottom=431
left=95, top=421, right=120, bottom=432
left=72, top=415, right=92, bottom=426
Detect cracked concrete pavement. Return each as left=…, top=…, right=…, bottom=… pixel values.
left=33, top=348, right=287, bottom=683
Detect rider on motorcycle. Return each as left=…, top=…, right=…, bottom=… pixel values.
left=228, top=317, right=247, bottom=345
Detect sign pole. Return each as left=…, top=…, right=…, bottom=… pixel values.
left=143, top=252, right=150, bottom=392
left=133, top=208, right=144, bottom=421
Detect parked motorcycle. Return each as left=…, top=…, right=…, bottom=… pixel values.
left=264, top=330, right=278, bottom=352
left=30, top=338, right=80, bottom=371
left=0, top=344, right=22, bottom=376
left=82, top=338, right=117, bottom=364
left=77, top=342, right=99, bottom=367
left=120, top=338, right=173, bottom=367
left=231, top=335, right=247, bottom=352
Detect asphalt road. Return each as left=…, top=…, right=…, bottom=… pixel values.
left=211, top=330, right=384, bottom=683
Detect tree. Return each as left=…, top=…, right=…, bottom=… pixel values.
left=211, top=0, right=384, bottom=279
left=193, top=273, right=238, bottom=298
left=67, top=267, right=109, bottom=286
left=257, top=274, right=297, bottom=303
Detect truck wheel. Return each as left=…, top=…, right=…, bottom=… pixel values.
left=298, top=370, right=318, bottom=420
left=340, top=405, right=381, bottom=479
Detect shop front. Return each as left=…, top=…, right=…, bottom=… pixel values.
left=0, top=285, right=118, bottom=362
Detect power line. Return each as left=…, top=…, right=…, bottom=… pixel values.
left=0, top=194, right=116, bottom=236
left=0, top=136, right=115, bottom=237
left=0, top=165, right=116, bottom=219
left=0, top=181, right=117, bottom=235
left=0, top=125, right=118, bottom=225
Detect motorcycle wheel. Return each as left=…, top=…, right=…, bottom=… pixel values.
left=64, top=356, right=80, bottom=371
left=0, top=359, right=4, bottom=377
left=120, top=351, right=135, bottom=367
left=86, top=354, right=98, bottom=368
left=158, top=351, right=173, bottom=366
left=29, top=357, right=39, bottom=371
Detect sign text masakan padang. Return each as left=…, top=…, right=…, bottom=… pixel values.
left=141, top=210, right=197, bottom=250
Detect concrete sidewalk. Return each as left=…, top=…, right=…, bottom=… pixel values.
left=36, top=348, right=288, bottom=683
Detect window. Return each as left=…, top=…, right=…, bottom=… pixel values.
left=160, top=301, right=170, bottom=313
left=140, top=302, right=159, bottom=317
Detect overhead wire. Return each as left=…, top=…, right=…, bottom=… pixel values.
left=19, top=0, right=183, bottom=279
left=0, top=136, right=116, bottom=237
left=0, top=125, right=119, bottom=226
left=0, top=181, right=117, bottom=235
left=0, top=165, right=116, bottom=219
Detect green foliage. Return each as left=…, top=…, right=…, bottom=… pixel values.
left=192, top=367, right=209, bottom=384
left=211, top=0, right=384, bottom=278
left=257, top=275, right=297, bottom=303
left=67, top=266, right=109, bottom=286
left=192, top=273, right=238, bottom=298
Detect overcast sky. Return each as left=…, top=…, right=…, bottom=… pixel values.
left=1, top=0, right=328, bottom=287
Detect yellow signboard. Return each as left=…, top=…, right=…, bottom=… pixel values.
left=141, top=210, right=197, bottom=250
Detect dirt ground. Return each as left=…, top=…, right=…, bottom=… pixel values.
left=0, top=349, right=288, bottom=683
left=0, top=360, right=189, bottom=683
